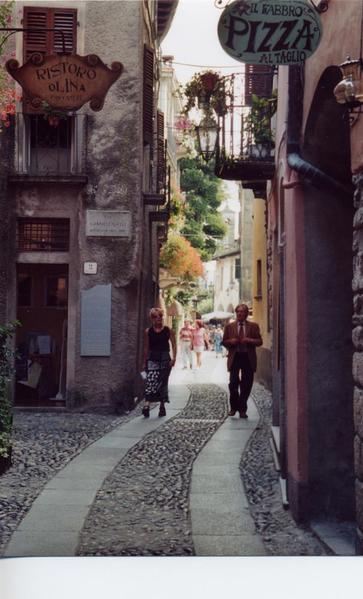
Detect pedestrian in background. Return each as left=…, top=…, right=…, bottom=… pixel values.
left=222, top=303, right=262, bottom=418
left=179, top=318, right=193, bottom=369
left=141, top=307, right=176, bottom=418
left=214, top=325, right=223, bottom=357
left=191, top=319, right=209, bottom=368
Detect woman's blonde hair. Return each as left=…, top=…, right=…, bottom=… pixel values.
left=149, top=307, right=164, bottom=319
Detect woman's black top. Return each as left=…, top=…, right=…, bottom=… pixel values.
left=148, top=326, right=170, bottom=352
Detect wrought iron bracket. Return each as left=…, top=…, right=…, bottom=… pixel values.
left=0, top=27, right=66, bottom=54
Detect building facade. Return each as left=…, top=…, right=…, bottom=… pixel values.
left=0, top=0, right=178, bottom=409
left=268, top=0, right=363, bottom=552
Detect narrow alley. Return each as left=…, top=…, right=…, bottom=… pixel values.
left=0, top=351, right=325, bottom=557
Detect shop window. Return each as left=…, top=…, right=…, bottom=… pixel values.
left=17, top=218, right=70, bottom=252
left=46, top=276, right=68, bottom=308
left=17, top=274, right=32, bottom=307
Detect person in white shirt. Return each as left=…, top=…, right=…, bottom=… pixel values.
left=179, top=319, right=193, bottom=369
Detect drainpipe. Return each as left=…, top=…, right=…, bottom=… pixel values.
left=287, top=66, right=353, bottom=199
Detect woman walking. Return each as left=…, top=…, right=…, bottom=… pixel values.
left=191, top=319, right=209, bottom=368
left=142, top=307, right=177, bottom=418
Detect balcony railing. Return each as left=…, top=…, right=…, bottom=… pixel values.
left=12, top=113, right=87, bottom=177
left=212, top=71, right=276, bottom=184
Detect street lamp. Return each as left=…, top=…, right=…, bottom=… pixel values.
left=334, top=56, right=363, bottom=108
left=195, top=114, right=219, bottom=161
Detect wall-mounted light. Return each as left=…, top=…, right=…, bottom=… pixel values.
left=195, top=114, right=219, bottom=162
left=334, top=56, right=363, bottom=108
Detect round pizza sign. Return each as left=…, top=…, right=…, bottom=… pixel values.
left=218, top=0, right=322, bottom=65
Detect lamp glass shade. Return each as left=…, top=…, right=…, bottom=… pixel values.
left=334, top=57, right=363, bottom=105
left=196, top=115, right=219, bottom=161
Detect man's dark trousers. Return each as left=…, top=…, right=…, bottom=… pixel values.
left=228, top=352, right=254, bottom=413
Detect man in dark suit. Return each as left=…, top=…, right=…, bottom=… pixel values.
left=222, top=303, right=262, bottom=418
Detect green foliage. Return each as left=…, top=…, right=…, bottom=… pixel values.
left=179, top=155, right=227, bottom=261
left=245, top=93, right=277, bottom=145
left=0, top=320, right=18, bottom=458
left=197, top=296, right=213, bottom=315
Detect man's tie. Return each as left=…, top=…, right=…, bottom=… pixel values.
left=239, top=321, right=244, bottom=339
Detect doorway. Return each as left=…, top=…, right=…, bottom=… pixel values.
left=15, top=264, right=68, bottom=406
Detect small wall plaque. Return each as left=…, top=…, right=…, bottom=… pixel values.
left=84, top=262, right=98, bottom=274
left=86, top=210, right=131, bottom=238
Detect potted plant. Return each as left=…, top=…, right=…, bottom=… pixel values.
left=244, top=93, right=276, bottom=159
left=41, top=101, right=70, bottom=127
left=182, top=70, right=231, bottom=117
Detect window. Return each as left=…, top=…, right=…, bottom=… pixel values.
left=143, top=45, right=154, bottom=147
left=46, top=276, right=68, bottom=307
left=19, top=8, right=80, bottom=175
left=17, top=274, right=32, bottom=307
left=256, top=259, right=262, bottom=299
left=235, top=257, right=241, bottom=280
left=156, top=110, right=166, bottom=194
left=17, top=218, right=70, bottom=252
left=23, top=7, right=77, bottom=62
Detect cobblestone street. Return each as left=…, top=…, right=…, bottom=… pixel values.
left=0, top=351, right=326, bottom=557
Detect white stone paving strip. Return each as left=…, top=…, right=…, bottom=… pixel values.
left=190, top=396, right=266, bottom=556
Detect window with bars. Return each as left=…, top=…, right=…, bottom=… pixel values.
left=17, top=218, right=70, bottom=252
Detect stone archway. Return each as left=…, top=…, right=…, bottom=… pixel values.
left=302, top=66, right=355, bottom=520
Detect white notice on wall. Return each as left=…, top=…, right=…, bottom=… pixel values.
left=86, top=210, right=131, bottom=237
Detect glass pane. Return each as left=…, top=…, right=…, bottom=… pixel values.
left=46, top=276, right=68, bottom=307
left=17, top=274, right=32, bottom=307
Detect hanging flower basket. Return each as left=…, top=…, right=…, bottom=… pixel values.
left=41, top=101, right=70, bottom=127
left=182, top=70, right=231, bottom=117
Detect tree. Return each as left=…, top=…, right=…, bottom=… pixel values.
left=179, top=155, right=228, bottom=261
left=160, top=233, right=203, bottom=280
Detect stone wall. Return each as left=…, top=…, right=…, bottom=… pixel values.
left=352, top=171, right=363, bottom=553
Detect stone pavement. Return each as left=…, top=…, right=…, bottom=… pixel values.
left=4, top=351, right=266, bottom=557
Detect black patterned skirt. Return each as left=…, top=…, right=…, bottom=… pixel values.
left=144, top=350, right=171, bottom=403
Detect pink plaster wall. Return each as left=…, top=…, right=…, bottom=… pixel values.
left=283, top=178, right=308, bottom=484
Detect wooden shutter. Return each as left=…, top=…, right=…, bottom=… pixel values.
left=156, top=110, right=165, bottom=194
left=143, top=45, right=154, bottom=146
left=23, top=7, right=77, bottom=62
left=23, top=7, right=51, bottom=61
left=244, top=65, right=273, bottom=106
left=53, top=9, right=77, bottom=55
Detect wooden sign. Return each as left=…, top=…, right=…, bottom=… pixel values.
left=6, top=53, right=123, bottom=111
left=218, top=0, right=322, bottom=65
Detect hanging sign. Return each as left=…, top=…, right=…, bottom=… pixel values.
left=218, top=0, right=322, bottom=65
left=6, top=53, right=123, bottom=111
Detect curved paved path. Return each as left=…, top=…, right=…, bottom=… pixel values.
left=4, top=352, right=265, bottom=557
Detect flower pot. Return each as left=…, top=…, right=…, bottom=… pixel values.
left=199, top=72, right=219, bottom=92
left=248, top=143, right=273, bottom=160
